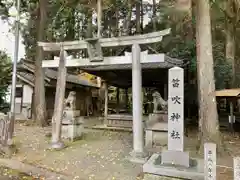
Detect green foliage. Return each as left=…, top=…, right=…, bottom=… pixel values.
left=0, top=0, right=238, bottom=91
left=213, top=42, right=230, bottom=89
left=0, top=51, right=11, bottom=105
left=0, top=0, right=11, bottom=20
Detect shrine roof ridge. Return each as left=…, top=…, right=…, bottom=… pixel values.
left=16, top=60, right=98, bottom=88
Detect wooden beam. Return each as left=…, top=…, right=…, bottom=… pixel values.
left=42, top=53, right=165, bottom=68
left=38, top=29, right=171, bottom=51
left=16, top=74, right=35, bottom=87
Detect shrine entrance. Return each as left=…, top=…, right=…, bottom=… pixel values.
left=39, top=29, right=183, bottom=161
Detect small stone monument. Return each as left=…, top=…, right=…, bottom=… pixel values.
left=204, top=143, right=216, bottom=180
left=143, top=67, right=204, bottom=180
left=148, top=90, right=168, bottom=123
left=234, top=157, right=240, bottom=180
left=152, top=90, right=168, bottom=113
left=61, top=91, right=84, bottom=141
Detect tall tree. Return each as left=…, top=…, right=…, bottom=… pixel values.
left=152, top=0, right=157, bottom=31
left=125, top=0, right=132, bottom=35
left=195, top=0, right=221, bottom=150
left=225, top=0, right=236, bottom=87
left=34, top=0, right=48, bottom=126
left=136, top=0, right=141, bottom=33
left=0, top=51, right=11, bottom=106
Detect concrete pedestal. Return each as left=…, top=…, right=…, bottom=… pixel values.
left=61, top=116, right=84, bottom=141
left=143, top=153, right=204, bottom=180
left=62, top=110, right=80, bottom=123
left=128, top=150, right=149, bottom=164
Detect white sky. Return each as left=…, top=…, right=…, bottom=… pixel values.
left=0, top=19, right=25, bottom=61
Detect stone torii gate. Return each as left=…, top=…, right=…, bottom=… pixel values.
left=38, top=29, right=170, bottom=162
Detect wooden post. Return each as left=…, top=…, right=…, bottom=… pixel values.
left=164, top=84, right=167, bottom=100
left=116, top=87, right=120, bottom=114
left=104, top=82, right=108, bottom=125
left=229, top=100, right=235, bottom=133
left=20, top=85, right=24, bottom=113
left=125, top=88, right=129, bottom=111
left=51, top=47, right=67, bottom=149
left=97, top=0, right=102, bottom=37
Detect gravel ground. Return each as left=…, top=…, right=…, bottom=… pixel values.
left=8, top=123, right=237, bottom=180
left=12, top=124, right=142, bottom=180
left=0, top=166, right=34, bottom=180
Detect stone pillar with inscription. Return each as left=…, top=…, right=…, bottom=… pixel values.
left=168, top=67, right=184, bottom=151
left=234, top=157, right=240, bottom=180
left=204, top=143, right=216, bottom=180
left=161, top=66, right=190, bottom=167
left=143, top=66, right=204, bottom=179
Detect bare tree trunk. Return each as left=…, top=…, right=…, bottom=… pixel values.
left=195, top=0, right=222, bottom=152
left=86, top=9, right=93, bottom=38
left=226, top=21, right=235, bottom=87
left=225, top=0, right=236, bottom=87
left=152, top=0, right=157, bottom=31
left=51, top=48, right=67, bottom=149
left=34, top=0, right=48, bottom=127
left=140, top=0, right=143, bottom=31
left=125, top=0, right=132, bottom=35
left=97, top=0, right=102, bottom=37
left=136, top=0, right=141, bottom=33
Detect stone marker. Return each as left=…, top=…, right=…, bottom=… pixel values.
left=161, top=66, right=189, bottom=167
left=167, top=67, right=184, bottom=152
left=234, top=157, right=240, bottom=180
left=204, top=143, right=216, bottom=180
left=143, top=66, right=204, bottom=180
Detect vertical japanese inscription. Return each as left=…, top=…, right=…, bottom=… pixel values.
left=168, top=67, right=184, bottom=151
left=204, top=143, right=216, bottom=180
left=234, top=157, right=240, bottom=180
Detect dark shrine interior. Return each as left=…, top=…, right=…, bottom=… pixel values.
left=83, top=68, right=169, bottom=88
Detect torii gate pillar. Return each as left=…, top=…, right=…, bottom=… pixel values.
left=129, top=44, right=147, bottom=163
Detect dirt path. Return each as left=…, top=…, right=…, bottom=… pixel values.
left=12, top=124, right=142, bottom=180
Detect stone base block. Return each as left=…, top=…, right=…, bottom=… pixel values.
left=127, top=150, right=149, bottom=164
left=143, top=153, right=204, bottom=180
left=62, top=110, right=81, bottom=124
left=161, top=150, right=189, bottom=167
left=50, top=141, right=65, bottom=150
left=61, top=123, right=83, bottom=141
left=62, top=116, right=84, bottom=125
left=144, top=174, right=182, bottom=180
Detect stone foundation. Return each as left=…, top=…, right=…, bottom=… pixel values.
left=107, top=114, right=132, bottom=128
left=145, top=122, right=168, bottom=148
left=143, top=153, right=204, bottom=180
